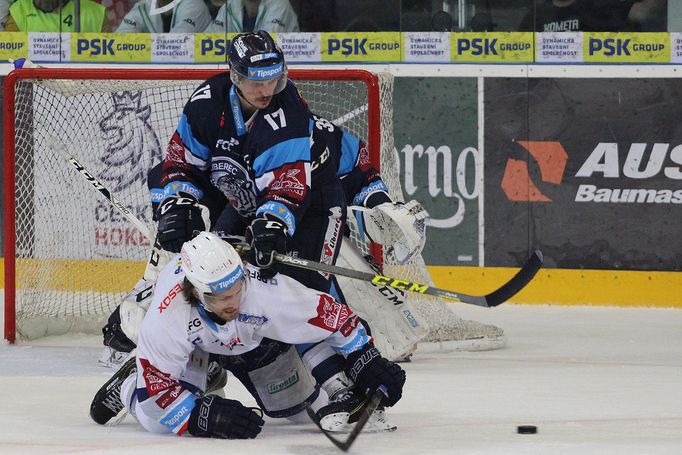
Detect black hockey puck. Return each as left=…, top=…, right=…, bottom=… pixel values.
left=517, top=425, right=537, bottom=434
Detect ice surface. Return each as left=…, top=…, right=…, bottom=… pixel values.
left=2, top=303, right=681, bottom=455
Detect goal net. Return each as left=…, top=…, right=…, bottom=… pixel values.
left=3, top=68, right=504, bottom=354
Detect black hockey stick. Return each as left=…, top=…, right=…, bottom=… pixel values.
left=50, top=140, right=166, bottom=281
left=235, top=246, right=543, bottom=308
left=53, top=135, right=542, bottom=308
left=306, top=386, right=387, bottom=452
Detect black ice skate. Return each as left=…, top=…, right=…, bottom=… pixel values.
left=90, top=356, right=136, bottom=425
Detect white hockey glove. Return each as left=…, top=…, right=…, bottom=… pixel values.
left=356, top=200, right=428, bottom=264
left=119, top=278, right=155, bottom=345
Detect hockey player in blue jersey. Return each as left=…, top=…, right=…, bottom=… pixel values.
left=99, top=30, right=426, bottom=430
left=90, top=232, right=406, bottom=438
left=150, top=29, right=424, bottom=400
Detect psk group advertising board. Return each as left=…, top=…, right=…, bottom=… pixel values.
left=484, top=78, right=682, bottom=271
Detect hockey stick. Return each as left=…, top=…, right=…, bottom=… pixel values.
left=51, top=138, right=542, bottom=308
left=234, top=245, right=543, bottom=308
left=306, top=386, right=387, bottom=452
left=49, top=139, right=165, bottom=281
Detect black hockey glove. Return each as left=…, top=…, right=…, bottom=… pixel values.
left=156, top=193, right=207, bottom=253
left=245, top=214, right=288, bottom=280
left=345, top=344, right=406, bottom=407
left=187, top=395, right=264, bottom=439
left=101, top=305, right=136, bottom=353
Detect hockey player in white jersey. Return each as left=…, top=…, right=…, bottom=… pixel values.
left=90, top=232, right=406, bottom=438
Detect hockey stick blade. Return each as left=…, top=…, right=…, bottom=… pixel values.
left=233, top=245, right=543, bottom=308
left=482, top=249, right=543, bottom=307
left=306, top=386, right=386, bottom=452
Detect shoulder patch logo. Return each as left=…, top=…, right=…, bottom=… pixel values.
left=190, top=85, right=212, bottom=103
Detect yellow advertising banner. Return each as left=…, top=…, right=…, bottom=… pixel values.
left=194, top=33, right=239, bottom=63
left=320, top=32, right=401, bottom=62
left=71, top=33, right=151, bottom=62
left=0, top=32, right=29, bottom=61
left=583, top=32, right=669, bottom=63
left=0, top=31, right=675, bottom=64
left=451, top=32, right=534, bottom=62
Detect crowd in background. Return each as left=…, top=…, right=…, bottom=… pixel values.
left=0, top=0, right=670, bottom=33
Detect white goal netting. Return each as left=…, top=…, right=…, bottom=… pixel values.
left=5, top=68, right=503, bottom=353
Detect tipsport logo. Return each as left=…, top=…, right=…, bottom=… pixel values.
left=501, top=141, right=568, bottom=202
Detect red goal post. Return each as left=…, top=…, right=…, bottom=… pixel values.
left=2, top=68, right=384, bottom=343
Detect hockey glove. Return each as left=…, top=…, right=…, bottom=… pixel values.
left=187, top=395, right=264, bottom=439
left=345, top=344, right=406, bottom=407
left=245, top=214, right=288, bottom=279
left=358, top=200, right=428, bottom=264
left=101, top=306, right=136, bottom=353
left=156, top=193, right=210, bottom=253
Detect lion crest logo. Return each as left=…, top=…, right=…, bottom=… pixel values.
left=98, top=91, right=162, bottom=192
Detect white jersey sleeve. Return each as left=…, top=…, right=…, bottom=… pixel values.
left=205, top=0, right=299, bottom=33
left=131, top=257, right=203, bottom=436
left=242, top=267, right=371, bottom=357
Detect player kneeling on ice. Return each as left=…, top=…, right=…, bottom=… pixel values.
left=90, top=232, right=405, bottom=438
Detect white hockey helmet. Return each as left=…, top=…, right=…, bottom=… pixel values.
left=180, top=232, right=245, bottom=305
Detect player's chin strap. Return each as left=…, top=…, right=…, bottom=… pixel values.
left=350, top=201, right=429, bottom=265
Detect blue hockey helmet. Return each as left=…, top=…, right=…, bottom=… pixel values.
left=229, top=31, right=288, bottom=95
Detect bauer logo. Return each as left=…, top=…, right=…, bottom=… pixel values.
left=452, top=33, right=533, bottom=62
left=584, top=33, right=668, bottom=63
left=98, top=91, right=162, bottom=192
